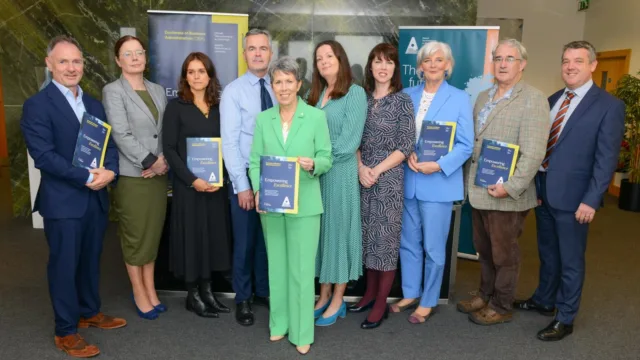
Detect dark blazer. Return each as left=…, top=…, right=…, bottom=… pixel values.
left=542, top=84, right=625, bottom=211
left=20, top=82, right=119, bottom=219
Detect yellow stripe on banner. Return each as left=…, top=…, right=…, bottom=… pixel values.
left=212, top=15, right=249, bottom=77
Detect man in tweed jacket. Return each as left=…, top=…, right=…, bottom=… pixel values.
left=457, top=39, right=550, bottom=325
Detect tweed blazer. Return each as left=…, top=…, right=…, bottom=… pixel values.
left=102, top=75, right=167, bottom=177
left=465, top=81, right=550, bottom=211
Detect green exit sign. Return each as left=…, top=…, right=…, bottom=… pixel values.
left=578, top=0, right=590, bottom=11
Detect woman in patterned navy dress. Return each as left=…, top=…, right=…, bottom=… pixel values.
left=347, top=43, right=415, bottom=329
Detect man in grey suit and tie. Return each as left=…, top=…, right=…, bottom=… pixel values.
left=457, top=39, right=551, bottom=326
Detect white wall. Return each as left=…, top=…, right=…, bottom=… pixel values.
left=584, top=0, right=640, bottom=74
left=477, top=0, right=586, bottom=95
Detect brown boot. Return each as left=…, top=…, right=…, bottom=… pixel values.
left=78, top=313, right=127, bottom=330
left=55, top=334, right=100, bottom=358
left=468, top=305, right=513, bottom=325
left=456, top=295, right=487, bottom=314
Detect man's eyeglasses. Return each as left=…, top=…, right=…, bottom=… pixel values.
left=121, top=50, right=146, bottom=58
left=493, top=56, right=521, bottom=64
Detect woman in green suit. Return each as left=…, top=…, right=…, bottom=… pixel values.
left=249, top=56, right=332, bottom=355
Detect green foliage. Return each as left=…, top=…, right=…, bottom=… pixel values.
left=614, top=71, right=640, bottom=183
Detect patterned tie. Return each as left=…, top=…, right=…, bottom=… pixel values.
left=542, top=91, right=575, bottom=169
left=259, top=78, right=273, bottom=111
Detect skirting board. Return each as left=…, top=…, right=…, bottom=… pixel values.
left=158, top=290, right=450, bottom=305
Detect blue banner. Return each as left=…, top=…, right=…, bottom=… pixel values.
left=259, top=156, right=300, bottom=214
left=399, top=26, right=500, bottom=258
left=148, top=11, right=246, bottom=99
left=73, top=112, right=111, bottom=170
left=186, top=137, right=223, bottom=187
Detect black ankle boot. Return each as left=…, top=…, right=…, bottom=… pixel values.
left=186, top=285, right=219, bottom=318
left=199, top=281, right=230, bottom=313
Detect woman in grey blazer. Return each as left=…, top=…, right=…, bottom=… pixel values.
left=102, top=35, right=168, bottom=320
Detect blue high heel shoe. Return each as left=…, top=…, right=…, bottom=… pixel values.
left=314, top=296, right=333, bottom=319
left=315, top=302, right=346, bottom=326
left=132, top=293, right=159, bottom=320
left=153, top=303, right=168, bottom=313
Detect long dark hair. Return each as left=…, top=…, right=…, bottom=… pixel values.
left=177, top=52, right=221, bottom=106
left=363, top=43, right=403, bottom=94
left=307, top=40, right=353, bottom=106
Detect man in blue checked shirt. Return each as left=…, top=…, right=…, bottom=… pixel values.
left=220, top=28, right=275, bottom=327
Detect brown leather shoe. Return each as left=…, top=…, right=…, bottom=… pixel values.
left=78, top=313, right=127, bottom=330
left=468, top=306, right=513, bottom=325
left=456, top=295, right=487, bottom=314
left=54, top=334, right=100, bottom=358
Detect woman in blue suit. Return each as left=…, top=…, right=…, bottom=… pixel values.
left=390, top=41, right=474, bottom=323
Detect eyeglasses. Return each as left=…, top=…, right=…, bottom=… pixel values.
left=121, top=50, right=146, bottom=58
left=493, top=56, right=521, bottom=64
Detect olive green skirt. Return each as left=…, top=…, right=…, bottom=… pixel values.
left=114, top=175, right=168, bottom=266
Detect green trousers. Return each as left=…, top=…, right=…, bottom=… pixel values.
left=261, top=214, right=320, bottom=346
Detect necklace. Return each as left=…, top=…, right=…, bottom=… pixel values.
left=281, top=111, right=294, bottom=130
left=195, top=100, right=209, bottom=118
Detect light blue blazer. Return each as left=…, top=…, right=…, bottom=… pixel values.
left=402, top=81, right=474, bottom=202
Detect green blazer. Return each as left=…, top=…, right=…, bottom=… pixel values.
left=249, top=98, right=332, bottom=217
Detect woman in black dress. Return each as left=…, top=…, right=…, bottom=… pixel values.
left=162, top=52, right=231, bottom=318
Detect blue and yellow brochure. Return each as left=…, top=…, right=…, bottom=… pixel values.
left=259, top=156, right=300, bottom=214
left=417, top=120, right=457, bottom=162
left=186, top=137, right=223, bottom=187
left=72, top=112, right=112, bottom=170
left=474, top=139, right=520, bottom=188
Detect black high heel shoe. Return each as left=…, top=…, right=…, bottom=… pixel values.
left=360, top=306, right=389, bottom=329
left=347, top=300, right=375, bottom=313
left=186, top=285, right=219, bottom=318
left=199, top=281, right=231, bottom=313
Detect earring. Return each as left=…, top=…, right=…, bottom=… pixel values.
left=444, top=70, right=449, bottom=78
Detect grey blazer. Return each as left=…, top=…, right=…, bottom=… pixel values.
left=102, top=76, right=167, bottom=177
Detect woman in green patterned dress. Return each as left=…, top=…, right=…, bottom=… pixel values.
left=307, top=40, right=368, bottom=326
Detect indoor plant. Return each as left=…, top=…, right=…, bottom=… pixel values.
left=614, top=71, right=640, bottom=212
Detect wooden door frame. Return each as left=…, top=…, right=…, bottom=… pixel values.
left=598, top=49, right=632, bottom=197
left=596, top=49, right=632, bottom=74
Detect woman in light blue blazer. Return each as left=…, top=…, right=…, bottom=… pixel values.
left=390, top=41, right=474, bottom=323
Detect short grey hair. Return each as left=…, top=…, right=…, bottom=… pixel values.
left=243, top=28, right=272, bottom=50
left=47, top=35, right=82, bottom=55
left=492, top=38, right=528, bottom=61
left=416, top=41, right=455, bottom=79
left=268, top=56, right=301, bottom=82
left=562, top=41, right=597, bottom=63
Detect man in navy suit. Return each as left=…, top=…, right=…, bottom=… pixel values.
left=514, top=41, right=625, bottom=341
left=21, top=36, right=126, bottom=358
